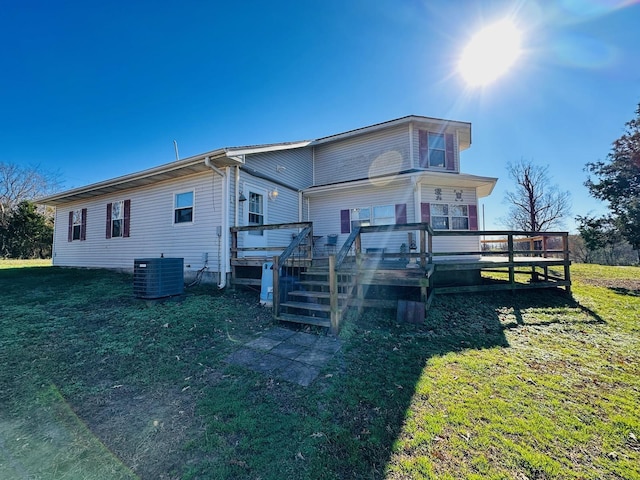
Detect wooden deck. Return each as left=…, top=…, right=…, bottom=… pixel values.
left=230, top=223, right=571, bottom=333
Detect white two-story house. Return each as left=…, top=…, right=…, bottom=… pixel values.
left=40, top=115, right=497, bottom=287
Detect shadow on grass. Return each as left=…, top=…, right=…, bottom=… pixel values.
left=609, top=286, right=640, bottom=297
left=301, top=287, right=608, bottom=479
left=1, top=266, right=613, bottom=480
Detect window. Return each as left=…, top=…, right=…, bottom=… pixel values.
left=350, top=207, right=370, bottom=230
left=72, top=210, right=82, bottom=240
left=111, top=201, right=123, bottom=237
left=419, top=130, right=454, bottom=170
left=372, top=205, right=395, bottom=225
left=174, top=191, right=193, bottom=224
left=430, top=203, right=470, bottom=230
left=431, top=204, right=449, bottom=230
left=248, top=192, right=264, bottom=235
left=341, top=204, right=406, bottom=233
left=68, top=208, right=87, bottom=242
left=106, top=200, right=131, bottom=238
left=451, top=204, right=469, bottom=230
left=427, top=133, right=445, bottom=168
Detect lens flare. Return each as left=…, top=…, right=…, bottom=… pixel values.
left=458, top=20, right=523, bottom=87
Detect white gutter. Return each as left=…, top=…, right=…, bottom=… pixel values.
left=205, top=156, right=228, bottom=289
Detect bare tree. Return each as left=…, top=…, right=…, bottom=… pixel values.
left=0, top=162, right=61, bottom=218
left=502, top=159, right=571, bottom=232
left=0, top=162, right=60, bottom=257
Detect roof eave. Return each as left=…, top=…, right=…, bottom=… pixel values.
left=303, top=170, right=496, bottom=197
left=38, top=149, right=235, bottom=206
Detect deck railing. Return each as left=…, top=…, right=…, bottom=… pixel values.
left=230, top=222, right=313, bottom=290
left=232, top=222, right=571, bottom=331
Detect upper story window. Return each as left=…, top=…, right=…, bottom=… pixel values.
left=427, top=133, right=445, bottom=168
left=418, top=130, right=455, bottom=171
left=174, top=191, right=193, bottom=224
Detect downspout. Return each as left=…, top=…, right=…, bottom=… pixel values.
left=205, top=156, right=228, bottom=289
left=234, top=165, right=240, bottom=227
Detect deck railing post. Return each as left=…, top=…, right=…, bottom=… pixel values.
left=562, top=233, right=572, bottom=294
left=508, top=234, right=515, bottom=291
left=421, top=229, right=428, bottom=267
left=329, top=254, right=339, bottom=334
left=272, top=256, right=280, bottom=318
left=231, top=230, right=238, bottom=290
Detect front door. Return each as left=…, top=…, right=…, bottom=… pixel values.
left=243, top=184, right=268, bottom=253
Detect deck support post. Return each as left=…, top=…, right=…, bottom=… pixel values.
left=329, top=254, right=339, bottom=334
left=272, top=256, right=280, bottom=318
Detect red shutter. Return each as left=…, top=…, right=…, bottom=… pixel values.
left=68, top=211, right=73, bottom=242
left=395, top=204, right=407, bottom=224
left=106, top=203, right=112, bottom=239
left=80, top=208, right=87, bottom=241
left=445, top=133, right=455, bottom=171
left=340, top=209, right=351, bottom=234
left=469, top=204, right=478, bottom=231
left=418, top=130, right=428, bottom=168
left=123, top=199, right=131, bottom=238
left=420, top=203, right=431, bottom=224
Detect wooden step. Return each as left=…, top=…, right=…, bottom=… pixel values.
left=280, top=301, right=331, bottom=312
left=277, top=313, right=331, bottom=328
left=288, top=290, right=349, bottom=301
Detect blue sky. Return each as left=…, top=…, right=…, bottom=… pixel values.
left=2, top=0, right=639, bottom=231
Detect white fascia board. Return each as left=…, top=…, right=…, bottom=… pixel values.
left=415, top=171, right=497, bottom=197
left=310, top=115, right=471, bottom=148
left=303, top=171, right=497, bottom=198
left=38, top=149, right=233, bottom=205
left=224, top=141, right=312, bottom=158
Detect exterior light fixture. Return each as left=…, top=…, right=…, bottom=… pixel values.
left=268, top=188, right=279, bottom=201
left=238, top=192, right=247, bottom=202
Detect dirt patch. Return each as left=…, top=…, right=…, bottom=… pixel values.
left=74, top=383, right=204, bottom=479
left=579, top=276, right=640, bottom=293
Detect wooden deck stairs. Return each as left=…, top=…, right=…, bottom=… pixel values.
left=277, top=263, right=356, bottom=329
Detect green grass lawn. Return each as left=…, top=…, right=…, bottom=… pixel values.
left=0, top=261, right=638, bottom=479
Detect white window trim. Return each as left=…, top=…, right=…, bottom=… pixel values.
left=173, top=190, right=195, bottom=226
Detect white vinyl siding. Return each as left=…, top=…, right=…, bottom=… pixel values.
left=306, top=181, right=414, bottom=254
left=52, top=172, right=224, bottom=273
left=243, top=149, right=313, bottom=190
left=313, top=124, right=410, bottom=186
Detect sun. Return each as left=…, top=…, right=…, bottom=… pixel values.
left=458, top=19, right=523, bottom=87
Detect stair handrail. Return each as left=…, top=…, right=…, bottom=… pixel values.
left=278, top=225, right=313, bottom=266
left=334, top=226, right=361, bottom=270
